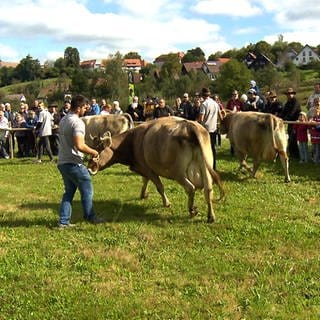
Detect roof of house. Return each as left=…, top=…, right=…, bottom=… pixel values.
left=123, top=58, right=143, bottom=68
left=217, top=57, right=230, bottom=64
left=296, top=44, right=319, bottom=56
left=80, top=59, right=97, bottom=67
left=0, top=61, right=18, bottom=68
left=182, top=61, right=204, bottom=72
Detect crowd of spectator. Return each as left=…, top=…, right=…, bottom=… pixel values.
left=0, top=80, right=320, bottom=164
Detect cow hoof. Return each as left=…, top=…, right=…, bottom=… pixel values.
left=207, top=216, right=215, bottom=223
left=140, top=193, right=149, bottom=199
left=189, top=207, right=198, bottom=218
left=285, top=178, right=291, bottom=183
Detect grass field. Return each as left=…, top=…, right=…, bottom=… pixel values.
left=0, top=138, right=320, bottom=319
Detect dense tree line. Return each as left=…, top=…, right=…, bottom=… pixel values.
left=1, top=38, right=320, bottom=106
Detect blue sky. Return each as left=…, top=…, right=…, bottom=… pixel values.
left=0, top=0, right=319, bottom=64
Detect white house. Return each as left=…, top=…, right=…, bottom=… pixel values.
left=293, top=45, right=319, bottom=66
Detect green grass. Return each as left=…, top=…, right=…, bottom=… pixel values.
left=0, top=139, right=320, bottom=319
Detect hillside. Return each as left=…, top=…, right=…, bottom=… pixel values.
left=0, top=69, right=318, bottom=109
left=0, top=78, right=71, bottom=107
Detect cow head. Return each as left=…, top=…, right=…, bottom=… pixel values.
left=219, top=110, right=233, bottom=134
left=87, top=134, right=113, bottom=175
left=89, top=131, right=112, bottom=152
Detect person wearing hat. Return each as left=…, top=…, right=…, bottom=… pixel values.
left=243, top=88, right=265, bottom=112
left=198, top=87, right=221, bottom=170
left=281, top=88, right=301, bottom=159
left=249, top=80, right=260, bottom=94
left=265, top=91, right=283, bottom=116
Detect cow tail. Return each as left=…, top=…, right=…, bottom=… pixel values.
left=192, top=124, right=225, bottom=202
left=270, top=114, right=279, bottom=151
left=205, top=159, right=225, bottom=202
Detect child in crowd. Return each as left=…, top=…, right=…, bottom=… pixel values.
left=25, top=110, right=38, bottom=156
left=13, top=113, right=27, bottom=157
left=293, top=111, right=309, bottom=163
left=310, top=103, right=320, bottom=163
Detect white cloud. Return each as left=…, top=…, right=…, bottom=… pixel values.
left=192, top=0, right=263, bottom=17
left=234, top=27, right=257, bottom=35
left=0, top=0, right=319, bottom=64
left=0, top=44, right=19, bottom=61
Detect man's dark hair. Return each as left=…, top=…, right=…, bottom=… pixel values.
left=71, top=95, right=88, bottom=110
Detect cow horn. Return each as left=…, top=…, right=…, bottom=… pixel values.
left=92, top=154, right=100, bottom=163
left=100, top=131, right=111, bottom=141
left=89, top=133, right=97, bottom=140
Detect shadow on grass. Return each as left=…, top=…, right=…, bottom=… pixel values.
left=217, top=148, right=320, bottom=182
left=0, top=198, right=187, bottom=228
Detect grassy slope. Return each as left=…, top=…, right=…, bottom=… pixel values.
left=0, top=139, right=319, bottom=319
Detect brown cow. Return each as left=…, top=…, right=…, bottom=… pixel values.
left=220, top=111, right=290, bottom=182
left=81, top=113, right=134, bottom=150
left=88, top=117, right=224, bottom=223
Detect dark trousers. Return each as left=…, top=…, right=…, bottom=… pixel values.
left=209, top=131, right=217, bottom=170
left=288, top=125, right=299, bottom=159
left=37, top=136, right=54, bottom=160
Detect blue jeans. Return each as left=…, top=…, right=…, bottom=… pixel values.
left=298, top=141, right=308, bottom=162
left=58, top=163, right=96, bottom=224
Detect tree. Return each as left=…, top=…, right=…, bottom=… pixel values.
left=253, top=65, right=284, bottom=92
left=124, top=52, right=141, bottom=59
left=15, top=55, right=42, bottom=82
left=181, top=47, right=206, bottom=63
left=104, top=51, right=129, bottom=104
left=64, top=47, right=80, bottom=68
left=271, top=37, right=289, bottom=65
left=54, top=57, right=66, bottom=70
left=135, top=64, right=158, bottom=98
left=208, top=51, right=223, bottom=61
left=159, top=53, right=181, bottom=79
left=254, top=41, right=273, bottom=57
left=215, top=59, right=252, bottom=100
left=287, top=42, right=303, bottom=54
left=0, top=66, right=15, bottom=86
left=70, top=69, right=90, bottom=96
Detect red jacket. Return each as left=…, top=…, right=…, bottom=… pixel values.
left=293, top=123, right=308, bottom=142
left=310, top=116, right=320, bottom=144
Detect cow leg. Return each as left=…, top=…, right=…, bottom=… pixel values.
left=204, top=187, right=215, bottom=223
left=176, top=177, right=197, bottom=218
left=252, top=160, right=261, bottom=178
left=140, top=177, right=149, bottom=199
left=238, top=153, right=253, bottom=175
left=149, top=175, right=171, bottom=207
left=278, top=151, right=291, bottom=183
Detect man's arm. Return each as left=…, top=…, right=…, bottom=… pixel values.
left=74, top=135, right=99, bottom=158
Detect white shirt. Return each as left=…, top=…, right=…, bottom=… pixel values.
left=199, top=97, right=219, bottom=133
left=38, top=109, right=53, bottom=137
